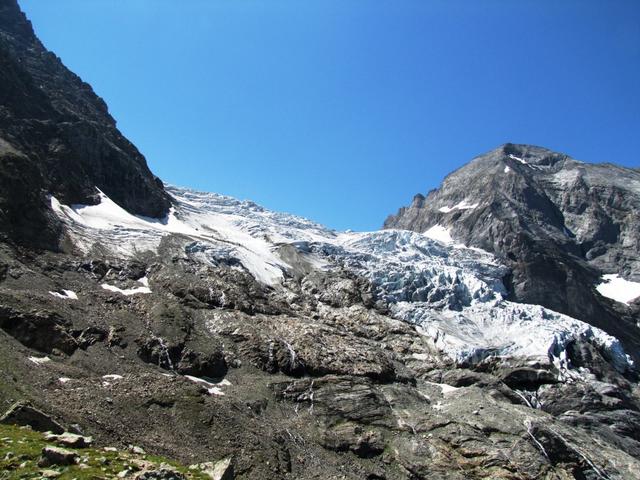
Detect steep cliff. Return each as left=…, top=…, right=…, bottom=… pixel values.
left=0, top=0, right=170, bottom=249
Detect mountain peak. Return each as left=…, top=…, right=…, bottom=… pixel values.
left=385, top=145, right=640, bottom=362
left=0, top=0, right=171, bottom=249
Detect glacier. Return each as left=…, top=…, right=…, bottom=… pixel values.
left=49, top=185, right=634, bottom=374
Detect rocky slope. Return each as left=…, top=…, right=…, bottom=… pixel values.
left=1, top=183, right=639, bottom=479
left=0, top=0, right=170, bottom=250
left=1, top=2, right=640, bottom=479
left=385, top=143, right=640, bottom=363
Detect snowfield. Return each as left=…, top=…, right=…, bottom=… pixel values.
left=596, top=274, right=640, bottom=305
left=438, top=200, right=479, bottom=213
left=50, top=185, right=634, bottom=373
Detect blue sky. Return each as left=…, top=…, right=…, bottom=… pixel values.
left=20, top=0, right=640, bottom=231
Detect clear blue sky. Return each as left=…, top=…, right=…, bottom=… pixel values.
left=20, top=0, right=640, bottom=231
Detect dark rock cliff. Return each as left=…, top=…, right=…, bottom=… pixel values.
left=0, top=0, right=170, bottom=249
left=385, top=143, right=640, bottom=360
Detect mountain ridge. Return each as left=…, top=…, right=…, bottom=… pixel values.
left=0, top=0, right=170, bottom=250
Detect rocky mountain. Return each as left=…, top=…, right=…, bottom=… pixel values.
left=1, top=2, right=640, bottom=479
left=0, top=0, right=170, bottom=250
left=385, top=143, right=640, bottom=363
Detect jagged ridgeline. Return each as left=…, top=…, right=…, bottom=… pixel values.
left=1, top=1, right=640, bottom=479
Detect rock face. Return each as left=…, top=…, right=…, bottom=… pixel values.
left=1, top=4, right=640, bottom=480
left=0, top=0, right=170, bottom=249
left=385, top=143, right=640, bottom=361
left=0, top=402, right=65, bottom=433
left=39, top=446, right=79, bottom=467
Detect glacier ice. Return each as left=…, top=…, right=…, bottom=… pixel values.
left=49, top=185, right=634, bottom=373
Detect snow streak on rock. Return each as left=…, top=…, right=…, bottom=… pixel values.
left=49, top=290, right=78, bottom=300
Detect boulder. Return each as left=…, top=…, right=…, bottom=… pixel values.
left=201, top=457, right=234, bottom=480
left=321, top=423, right=385, bottom=458
left=135, top=468, right=186, bottom=480
left=44, top=432, right=93, bottom=448
left=39, top=446, right=79, bottom=467
left=0, top=402, right=64, bottom=433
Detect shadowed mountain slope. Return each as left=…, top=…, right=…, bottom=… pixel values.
left=0, top=0, right=170, bottom=249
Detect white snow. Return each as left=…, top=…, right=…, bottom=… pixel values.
left=184, top=375, right=228, bottom=396
left=423, top=225, right=454, bottom=244
left=426, top=381, right=460, bottom=395
left=597, top=274, right=640, bottom=305
left=101, top=284, right=151, bottom=296
left=50, top=187, right=310, bottom=286
left=509, top=154, right=527, bottom=164
left=101, top=277, right=152, bottom=296
left=49, top=290, right=78, bottom=300
left=438, top=200, right=479, bottom=213
left=58, top=377, right=71, bottom=384
left=504, top=166, right=511, bottom=173
left=102, top=374, right=124, bottom=380
left=28, top=356, right=50, bottom=365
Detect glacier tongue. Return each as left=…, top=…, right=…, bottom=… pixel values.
left=50, top=185, right=634, bottom=373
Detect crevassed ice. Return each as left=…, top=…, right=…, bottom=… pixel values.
left=310, top=229, right=632, bottom=371
left=49, top=185, right=634, bottom=372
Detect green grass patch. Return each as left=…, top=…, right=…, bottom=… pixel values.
left=0, top=424, right=211, bottom=479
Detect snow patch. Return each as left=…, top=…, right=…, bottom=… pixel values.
left=438, top=200, right=479, bottom=213
left=102, top=374, right=124, bottom=380
left=426, top=381, right=459, bottom=395
left=184, top=375, right=229, bottom=396
left=28, top=356, right=50, bottom=365
left=597, top=274, right=640, bottom=305
left=509, top=154, right=527, bottom=164
left=411, top=353, right=429, bottom=361
left=49, top=290, right=78, bottom=300
left=424, top=225, right=454, bottom=244
left=58, top=377, right=71, bottom=384
left=101, top=277, right=152, bottom=296
left=504, top=166, right=511, bottom=173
